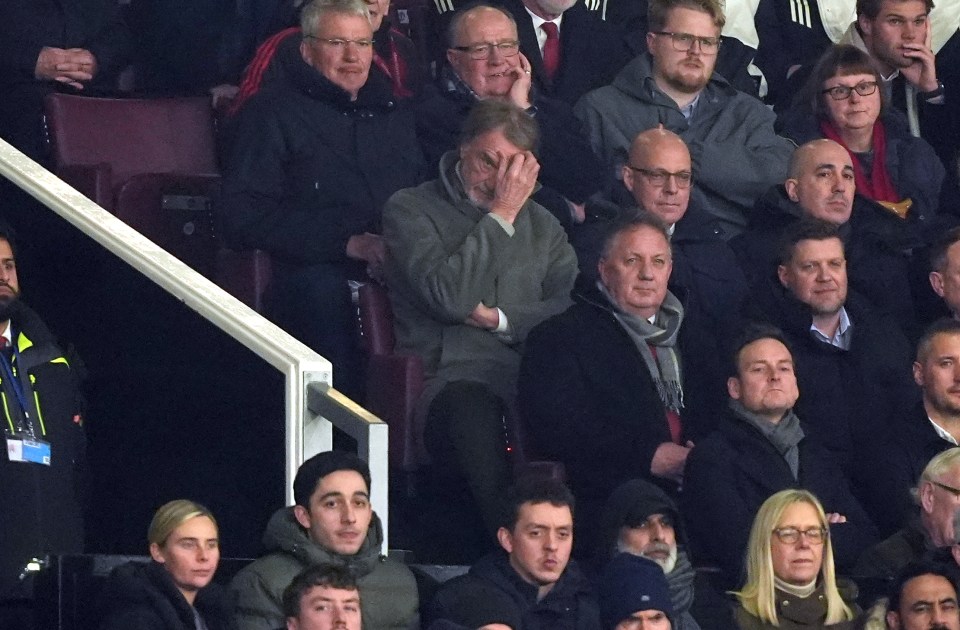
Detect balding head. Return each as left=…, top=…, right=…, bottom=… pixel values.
left=622, top=129, right=692, bottom=227
left=784, top=140, right=855, bottom=226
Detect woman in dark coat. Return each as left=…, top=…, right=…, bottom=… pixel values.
left=98, top=500, right=237, bottom=630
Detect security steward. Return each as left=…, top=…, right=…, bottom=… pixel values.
left=0, top=226, right=86, bottom=628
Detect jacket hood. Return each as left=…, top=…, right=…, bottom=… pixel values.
left=610, top=53, right=736, bottom=104
left=596, top=479, right=685, bottom=564
left=750, top=185, right=805, bottom=230
left=261, top=506, right=387, bottom=577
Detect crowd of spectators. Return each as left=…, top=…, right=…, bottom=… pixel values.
left=4, top=0, right=960, bottom=628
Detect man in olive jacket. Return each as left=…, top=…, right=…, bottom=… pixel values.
left=231, top=451, right=418, bottom=630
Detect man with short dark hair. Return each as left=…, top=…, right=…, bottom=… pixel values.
left=384, top=99, right=578, bottom=537
left=682, top=324, right=876, bottom=586
left=219, top=0, right=425, bottom=399
left=575, top=0, right=794, bottom=236
left=929, top=227, right=960, bottom=321
left=427, top=476, right=600, bottom=630
left=885, top=561, right=960, bottom=629
left=283, top=564, right=362, bottom=630
left=231, top=450, right=418, bottom=630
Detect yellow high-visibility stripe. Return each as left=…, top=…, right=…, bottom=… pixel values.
left=1, top=391, right=13, bottom=434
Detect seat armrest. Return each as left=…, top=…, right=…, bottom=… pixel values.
left=365, top=353, right=426, bottom=471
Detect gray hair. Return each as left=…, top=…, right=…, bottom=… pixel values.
left=301, top=0, right=371, bottom=37
left=459, top=100, right=539, bottom=154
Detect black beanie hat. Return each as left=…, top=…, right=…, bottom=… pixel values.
left=599, top=553, right=674, bottom=630
left=293, top=451, right=372, bottom=507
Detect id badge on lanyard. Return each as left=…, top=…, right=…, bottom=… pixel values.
left=0, top=347, right=50, bottom=466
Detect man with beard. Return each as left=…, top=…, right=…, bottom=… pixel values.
left=575, top=0, right=794, bottom=237
left=596, top=479, right=702, bottom=630
left=884, top=561, right=960, bottom=630
left=0, top=227, right=87, bottom=628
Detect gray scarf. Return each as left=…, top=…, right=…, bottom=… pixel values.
left=729, top=398, right=805, bottom=479
left=598, top=282, right=685, bottom=412
left=668, top=549, right=696, bottom=614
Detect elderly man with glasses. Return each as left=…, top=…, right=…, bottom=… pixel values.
left=856, top=448, right=960, bottom=580
left=415, top=3, right=603, bottom=233
left=220, top=0, right=424, bottom=399
left=575, top=0, right=794, bottom=239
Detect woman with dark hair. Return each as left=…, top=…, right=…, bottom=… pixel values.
left=780, top=44, right=944, bottom=231
left=98, top=500, right=237, bottom=630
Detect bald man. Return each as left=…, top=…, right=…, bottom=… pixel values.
left=731, top=138, right=922, bottom=339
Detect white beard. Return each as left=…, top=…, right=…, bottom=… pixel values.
left=616, top=540, right=678, bottom=574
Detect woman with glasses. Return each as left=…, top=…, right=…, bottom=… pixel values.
left=98, top=500, right=237, bottom=630
left=733, top=489, right=859, bottom=629
left=781, top=44, right=944, bottom=231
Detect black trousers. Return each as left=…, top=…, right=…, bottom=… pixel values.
left=425, top=380, right=513, bottom=538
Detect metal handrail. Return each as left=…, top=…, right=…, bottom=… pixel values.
left=0, top=138, right=389, bottom=548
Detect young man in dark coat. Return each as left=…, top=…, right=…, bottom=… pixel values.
left=0, top=228, right=87, bottom=629
left=682, top=324, right=877, bottom=588
left=519, top=214, right=722, bottom=553
left=426, top=476, right=600, bottom=630
left=219, top=0, right=425, bottom=399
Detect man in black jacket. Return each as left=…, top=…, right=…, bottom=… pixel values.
left=682, top=324, right=877, bottom=588
left=0, top=227, right=87, bottom=628
left=427, top=476, right=600, bottom=630
left=219, top=0, right=424, bottom=398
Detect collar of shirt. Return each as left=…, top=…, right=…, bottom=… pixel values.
left=680, top=92, right=701, bottom=120
left=1, top=321, right=12, bottom=347
left=810, top=306, right=852, bottom=349
left=928, top=416, right=960, bottom=446
left=525, top=7, right=564, bottom=54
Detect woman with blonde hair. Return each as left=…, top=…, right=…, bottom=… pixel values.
left=733, top=489, right=859, bottom=629
left=99, top=499, right=237, bottom=630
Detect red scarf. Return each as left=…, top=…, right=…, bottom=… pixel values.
left=373, top=30, right=412, bottom=99
left=819, top=118, right=900, bottom=203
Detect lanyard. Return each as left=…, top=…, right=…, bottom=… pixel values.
left=0, top=344, right=32, bottom=422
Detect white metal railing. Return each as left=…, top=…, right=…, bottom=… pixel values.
left=0, top=138, right=389, bottom=548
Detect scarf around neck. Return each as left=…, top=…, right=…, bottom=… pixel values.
left=729, top=398, right=805, bottom=479
left=598, top=281, right=685, bottom=412
left=667, top=549, right=696, bottom=614
left=820, top=118, right=899, bottom=203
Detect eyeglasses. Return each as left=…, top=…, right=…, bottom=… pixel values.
left=304, top=36, right=375, bottom=49
left=626, top=166, right=693, bottom=188
left=931, top=480, right=960, bottom=497
left=450, top=40, right=521, bottom=60
left=654, top=31, right=721, bottom=54
left=821, top=80, right=879, bottom=101
left=772, top=527, right=828, bottom=545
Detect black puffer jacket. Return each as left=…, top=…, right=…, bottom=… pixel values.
left=220, top=51, right=425, bottom=268
left=98, top=561, right=237, bottom=630
left=427, top=552, right=600, bottom=630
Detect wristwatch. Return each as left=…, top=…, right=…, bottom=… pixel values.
left=920, top=81, right=945, bottom=101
